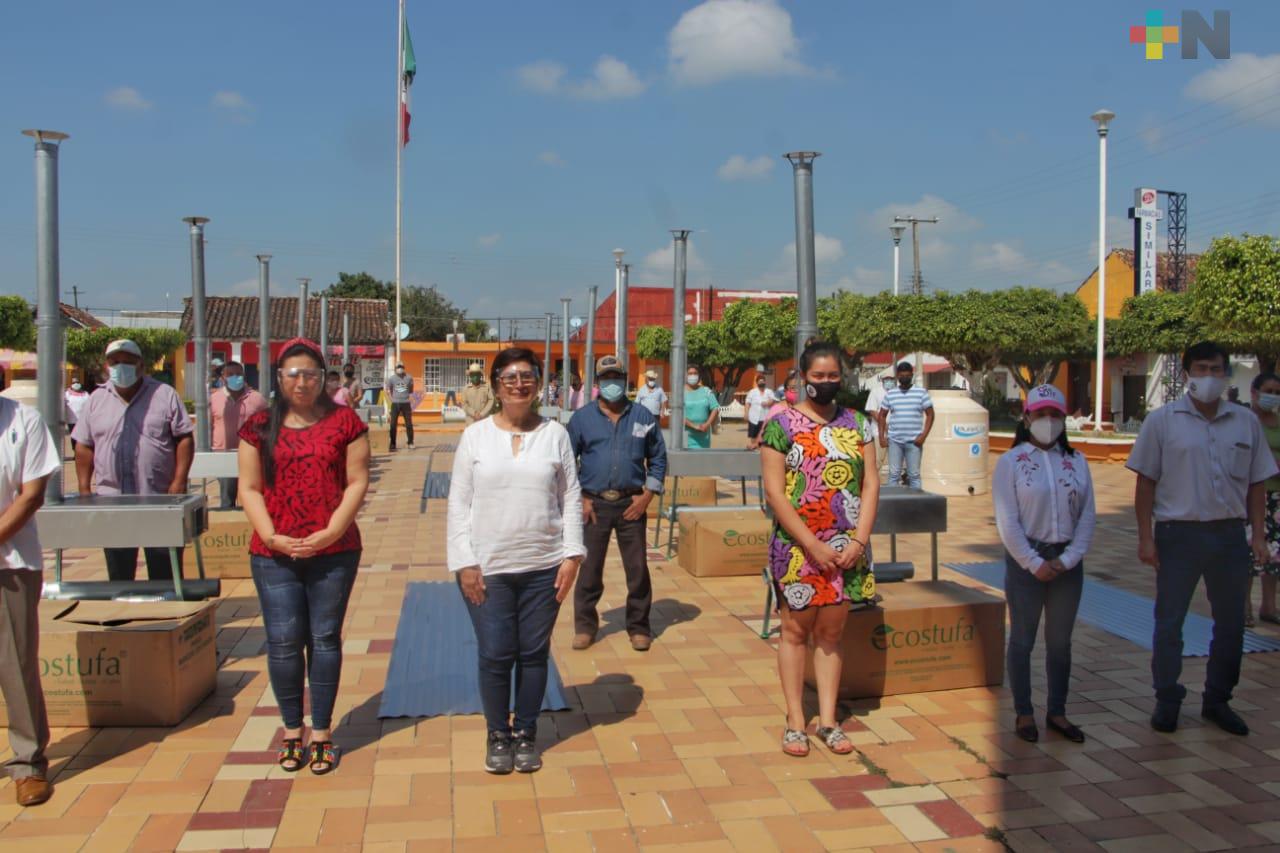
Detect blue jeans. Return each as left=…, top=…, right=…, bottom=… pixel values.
left=1152, top=520, right=1250, bottom=708
left=251, top=551, right=360, bottom=731
left=1005, top=544, right=1083, bottom=717
left=459, top=566, right=560, bottom=736
left=887, top=440, right=923, bottom=488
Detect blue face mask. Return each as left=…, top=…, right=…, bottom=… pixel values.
left=225, top=375, right=246, bottom=392
left=600, top=379, right=626, bottom=402
left=108, top=363, right=138, bottom=388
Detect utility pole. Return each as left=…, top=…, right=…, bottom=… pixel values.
left=70, top=285, right=81, bottom=309
left=893, top=215, right=940, bottom=296
left=297, top=278, right=310, bottom=338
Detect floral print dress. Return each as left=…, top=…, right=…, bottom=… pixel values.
left=761, top=406, right=875, bottom=611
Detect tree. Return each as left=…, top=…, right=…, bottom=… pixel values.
left=66, top=327, right=188, bottom=380
left=1108, top=290, right=1209, bottom=357
left=324, top=271, right=477, bottom=342
left=0, top=296, right=36, bottom=351
left=1191, top=234, right=1280, bottom=373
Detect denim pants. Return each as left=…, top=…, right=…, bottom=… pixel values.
left=389, top=402, right=414, bottom=448
left=459, top=566, right=560, bottom=736
left=887, top=440, right=923, bottom=489
left=251, top=551, right=360, bottom=731
left=576, top=499, right=651, bottom=636
left=1005, top=543, right=1083, bottom=717
left=1152, top=519, right=1250, bottom=709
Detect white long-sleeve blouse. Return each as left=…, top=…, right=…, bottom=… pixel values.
left=447, top=416, right=586, bottom=575
left=992, top=443, right=1096, bottom=572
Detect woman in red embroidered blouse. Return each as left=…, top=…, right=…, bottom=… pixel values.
left=238, top=338, right=370, bottom=776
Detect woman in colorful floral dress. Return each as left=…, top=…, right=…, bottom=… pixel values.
left=761, top=341, right=879, bottom=757
left=1246, top=373, right=1280, bottom=625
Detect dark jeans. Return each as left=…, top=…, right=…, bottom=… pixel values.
left=1005, top=543, right=1083, bottom=717
left=459, top=566, right=560, bottom=736
left=577, top=498, right=651, bottom=636
left=251, top=551, right=360, bottom=731
left=104, top=547, right=184, bottom=582
left=389, top=402, right=414, bottom=448
left=1152, top=519, right=1250, bottom=709
left=219, top=477, right=239, bottom=510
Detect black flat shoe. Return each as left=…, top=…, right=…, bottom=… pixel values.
left=1151, top=703, right=1179, bottom=733
left=1046, top=717, right=1085, bottom=743
left=1202, top=703, right=1249, bottom=736
left=1015, top=720, right=1039, bottom=743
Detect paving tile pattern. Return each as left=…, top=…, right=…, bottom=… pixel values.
left=2, top=426, right=1279, bottom=850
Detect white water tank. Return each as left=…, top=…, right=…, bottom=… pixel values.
left=921, top=389, right=989, bottom=496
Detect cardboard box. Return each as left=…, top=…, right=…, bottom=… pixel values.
left=677, top=509, right=771, bottom=577
left=183, top=509, right=254, bottom=578
left=0, top=600, right=219, bottom=727
left=664, top=476, right=718, bottom=506
left=805, top=581, right=1005, bottom=699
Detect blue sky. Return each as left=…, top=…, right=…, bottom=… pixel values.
left=2, top=0, right=1278, bottom=328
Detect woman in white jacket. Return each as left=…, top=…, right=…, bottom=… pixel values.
left=447, top=347, right=585, bottom=775
left=993, top=385, right=1096, bottom=745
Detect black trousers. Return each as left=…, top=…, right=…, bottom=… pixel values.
left=575, top=497, right=651, bottom=636
left=389, top=402, right=414, bottom=448
left=104, top=547, right=184, bottom=582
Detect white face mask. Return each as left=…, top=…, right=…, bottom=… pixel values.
left=1029, top=417, right=1064, bottom=446
left=1259, top=392, right=1280, bottom=412
left=686, top=374, right=698, bottom=386
left=1186, top=375, right=1226, bottom=404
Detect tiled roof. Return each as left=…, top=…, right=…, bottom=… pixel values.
left=58, top=303, right=106, bottom=329
left=179, top=296, right=392, bottom=344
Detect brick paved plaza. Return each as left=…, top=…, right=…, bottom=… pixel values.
left=3, top=425, right=1279, bottom=852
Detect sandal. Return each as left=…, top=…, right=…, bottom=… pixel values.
left=277, top=737, right=305, bottom=773
left=816, top=726, right=855, bottom=755
left=307, top=741, right=337, bottom=775
left=781, top=728, right=810, bottom=757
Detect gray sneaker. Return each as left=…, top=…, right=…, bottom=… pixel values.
left=513, top=730, right=541, bottom=773
left=484, top=731, right=513, bottom=774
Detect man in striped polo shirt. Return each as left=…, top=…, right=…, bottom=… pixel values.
left=877, top=362, right=934, bottom=489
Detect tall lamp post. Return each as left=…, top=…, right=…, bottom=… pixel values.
left=784, top=151, right=821, bottom=402
left=1091, top=109, right=1115, bottom=432
left=889, top=225, right=905, bottom=297
left=612, top=248, right=626, bottom=366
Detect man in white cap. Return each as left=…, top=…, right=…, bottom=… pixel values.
left=72, top=339, right=194, bottom=581
left=460, top=361, right=495, bottom=425
left=635, top=369, right=667, bottom=418
left=0, top=394, right=62, bottom=806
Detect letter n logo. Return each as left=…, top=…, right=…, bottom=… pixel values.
left=1182, top=10, right=1230, bottom=59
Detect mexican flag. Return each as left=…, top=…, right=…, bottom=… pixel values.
left=400, top=15, right=416, bottom=146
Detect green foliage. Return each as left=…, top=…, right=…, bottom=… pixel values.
left=65, top=327, right=188, bottom=378
left=1191, top=234, right=1280, bottom=371
left=0, top=296, right=36, bottom=351
left=634, top=326, right=673, bottom=361
left=1108, top=290, right=1208, bottom=357
left=324, top=271, right=479, bottom=342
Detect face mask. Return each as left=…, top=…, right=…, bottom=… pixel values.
left=108, top=363, right=138, bottom=388
left=898, top=377, right=912, bottom=390
left=1029, top=417, right=1064, bottom=446
left=784, top=390, right=798, bottom=404
left=686, top=374, right=699, bottom=386
left=70, top=382, right=82, bottom=392
left=396, top=369, right=406, bottom=377
left=600, top=379, right=626, bottom=402
left=470, top=374, right=483, bottom=385
left=1186, top=375, right=1226, bottom=404
left=646, top=379, right=656, bottom=388
left=225, top=375, right=245, bottom=392
left=344, top=369, right=355, bottom=379
left=806, top=381, right=841, bottom=406
left=1259, top=392, right=1280, bottom=412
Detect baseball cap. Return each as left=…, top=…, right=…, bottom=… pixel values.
left=105, top=339, right=142, bottom=358
left=1025, top=384, right=1067, bottom=415
left=596, top=355, right=626, bottom=376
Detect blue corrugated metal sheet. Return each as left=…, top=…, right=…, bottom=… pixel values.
left=946, top=562, right=1280, bottom=656
left=378, top=581, right=571, bottom=718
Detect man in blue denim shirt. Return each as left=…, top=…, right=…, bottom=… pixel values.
left=567, top=355, right=667, bottom=651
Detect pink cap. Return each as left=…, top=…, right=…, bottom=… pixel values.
left=1025, top=384, right=1067, bottom=414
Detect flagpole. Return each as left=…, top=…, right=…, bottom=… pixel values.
left=394, top=0, right=404, bottom=364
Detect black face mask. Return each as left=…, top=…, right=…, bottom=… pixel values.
left=898, top=377, right=912, bottom=389
left=806, top=381, right=841, bottom=405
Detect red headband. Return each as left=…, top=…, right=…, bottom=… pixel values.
left=276, top=337, right=324, bottom=364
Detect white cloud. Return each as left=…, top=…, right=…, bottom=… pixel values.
left=1185, top=53, right=1280, bottom=126
left=476, top=233, right=501, bottom=248
left=538, top=150, right=566, bottom=167
left=784, top=233, right=845, bottom=266
left=105, top=86, right=152, bottom=111
left=971, top=241, right=1026, bottom=273
left=212, top=90, right=252, bottom=123
left=517, top=60, right=567, bottom=95
left=635, top=238, right=708, bottom=286
left=668, top=0, right=813, bottom=85
left=517, top=56, right=646, bottom=100
left=717, top=154, right=775, bottom=181
left=865, top=194, right=982, bottom=235
left=831, top=267, right=888, bottom=294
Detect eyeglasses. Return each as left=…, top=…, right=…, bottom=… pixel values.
left=498, top=370, right=539, bottom=387
left=280, top=367, right=324, bottom=383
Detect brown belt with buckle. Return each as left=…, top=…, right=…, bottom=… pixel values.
left=587, top=488, right=644, bottom=502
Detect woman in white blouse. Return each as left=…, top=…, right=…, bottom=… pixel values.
left=447, top=347, right=585, bottom=775
left=993, top=385, right=1096, bottom=745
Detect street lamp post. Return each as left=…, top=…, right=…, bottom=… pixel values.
left=784, top=151, right=821, bottom=402
left=1091, top=109, right=1115, bottom=433
left=613, top=249, right=627, bottom=368
left=184, top=216, right=212, bottom=453
left=889, top=225, right=905, bottom=297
